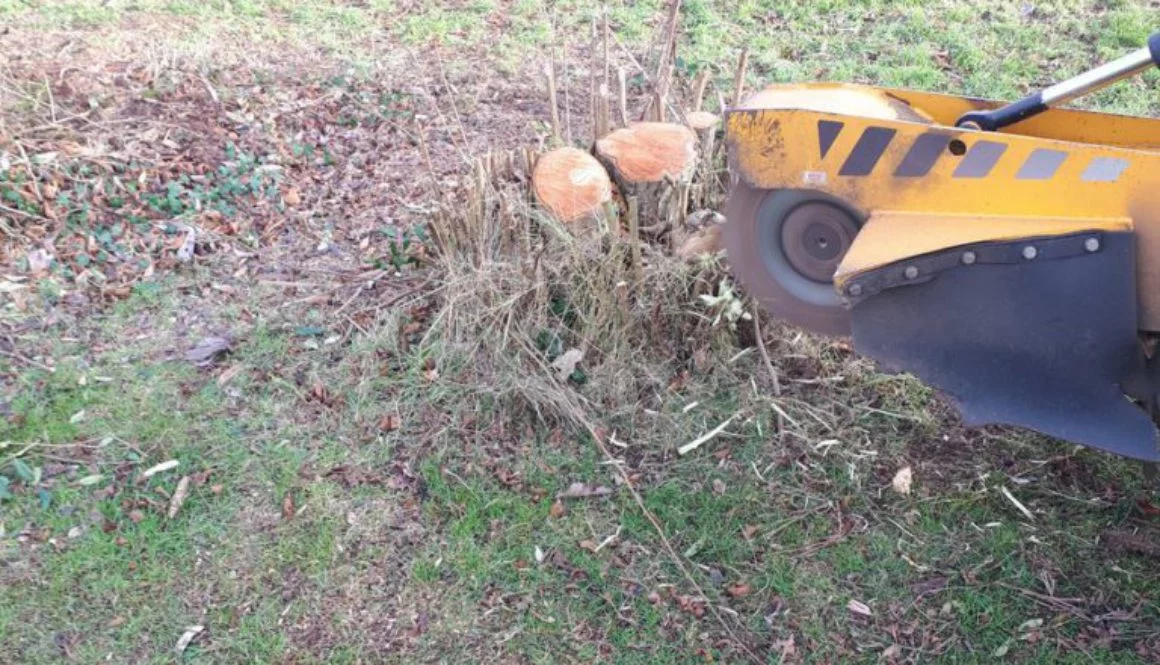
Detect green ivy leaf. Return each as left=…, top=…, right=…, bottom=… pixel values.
left=11, top=459, right=35, bottom=483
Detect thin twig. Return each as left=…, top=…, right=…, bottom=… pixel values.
left=616, top=67, right=629, bottom=127
left=753, top=315, right=782, bottom=396
left=13, top=141, right=42, bottom=204
left=578, top=415, right=762, bottom=664
left=545, top=61, right=562, bottom=142
left=0, top=202, right=47, bottom=221
left=732, top=46, right=750, bottom=106
left=561, top=33, right=573, bottom=145
left=641, top=0, right=681, bottom=122
left=197, top=70, right=220, bottom=104
left=692, top=70, right=710, bottom=112
left=433, top=52, right=472, bottom=149
left=43, top=75, right=57, bottom=123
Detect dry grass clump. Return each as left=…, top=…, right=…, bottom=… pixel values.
left=425, top=163, right=741, bottom=434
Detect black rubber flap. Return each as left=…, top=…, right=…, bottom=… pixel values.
left=849, top=230, right=1159, bottom=461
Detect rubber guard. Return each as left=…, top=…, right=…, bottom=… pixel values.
left=849, top=230, right=1160, bottom=461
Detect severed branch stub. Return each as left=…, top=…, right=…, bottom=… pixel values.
left=532, top=147, right=614, bottom=229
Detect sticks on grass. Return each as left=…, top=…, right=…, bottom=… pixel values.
left=677, top=412, right=739, bottom=456
left=753, top=314, right=782, bottom=397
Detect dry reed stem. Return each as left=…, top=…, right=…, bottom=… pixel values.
left=732, top=47, right=750, bottom=106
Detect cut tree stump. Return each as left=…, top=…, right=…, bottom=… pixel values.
left=595, top=122, right=696, bottom=241
left=686, top=111, right=721, bottom=206
left=532, top=147, right=613, bottom=226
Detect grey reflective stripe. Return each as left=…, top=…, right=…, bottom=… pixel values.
left=952, top=141, right=1007, bottom=178
left=894, top=132, right=950, bottom=177
left=1015, top=149, right=1068, bottom=180
left=838, top=127, right=896, bottom=176
left=1081, top=157, right=1130, bottom=182
left=817, top=120, right=843, bottom=158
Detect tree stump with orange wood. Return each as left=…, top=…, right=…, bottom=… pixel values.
left=595, top=121, right=697, bottom=243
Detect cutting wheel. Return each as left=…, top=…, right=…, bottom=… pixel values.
left=723, top=183, right=864, bottom=336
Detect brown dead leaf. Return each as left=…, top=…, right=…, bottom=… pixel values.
left=742, top=524, right=759, bottom=540
left=712, top=478, right=727, bottom=494
left=579, top=539, right=598, bottom=552
left=185, top=335, right=233, bottom=367
left=667, top=370, right=689, bottom=392
left=557, top=482, right=612, bottom=499
left=311, top=381, right=329, bottom=403
left=281, top=492, right=295, bottom=520
left=216, top=364, right=244, bottom=386
left=423, top=357, right=439, bottom=382
left=549, top=500, right=566, bottom=518
left=676, top=595, right=706, bottom=618
left=128, top=510, right=144, bottom=524
left=1136, top=499, right=1160, bottom=516
left=284, top=187, right=301, bottom=206
left=910, top=575, right=949, bottom=596
left=379, top=413, right=401, bottom=432
left=210, top=484, right=223, bottom=495
left=1103, top=528, right=1160, bottom=558
left=774, top=635, right=797, bottom=659
left=726, top=583, right=751, bottom=598
left=325, top=465, right=384, bottom=489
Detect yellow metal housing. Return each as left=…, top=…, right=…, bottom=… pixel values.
left=726, top=83, right=1160, bottom=328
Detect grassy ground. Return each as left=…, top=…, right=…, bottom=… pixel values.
left=2, top=1, right=1160, bottom=663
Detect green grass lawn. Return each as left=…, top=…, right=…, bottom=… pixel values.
left=2, top=1, right=1159, bottom=663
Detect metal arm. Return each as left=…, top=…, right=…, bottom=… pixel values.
left=956, top=32, right=1160, bottom=131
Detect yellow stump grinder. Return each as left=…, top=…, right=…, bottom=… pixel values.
left=723, top=33, right=1160, bottom=461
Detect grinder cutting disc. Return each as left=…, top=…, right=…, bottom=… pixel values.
left=723, top=183, right=863, bottom=336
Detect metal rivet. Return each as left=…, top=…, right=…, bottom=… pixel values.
left=1085, top=237, right=1100, bottom=253
left=1022, top=245, right=1038, bottom=260
left=848, top=283, right=862, bottom=297
left=962, top=251, right=977, bottom=265
left=904, top=265, right=919, bottom=280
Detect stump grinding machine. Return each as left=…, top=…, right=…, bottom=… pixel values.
left=723, top=33, right=1160, bottom=461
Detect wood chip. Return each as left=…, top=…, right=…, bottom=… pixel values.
left=678, top=413, right=738, bottom=456
left=891, top=466, right=913, bottom=495
left=141, top=459, right=179, bottom=480
left=847, top=599, right=873, bottom=616
left=174, top=625, right=204, bottom=655
left=167, top=476, right=190, bottom=519
left=557, top=482, right=612, bottom=499
left=1000, top=485, right=1035, bottom=521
